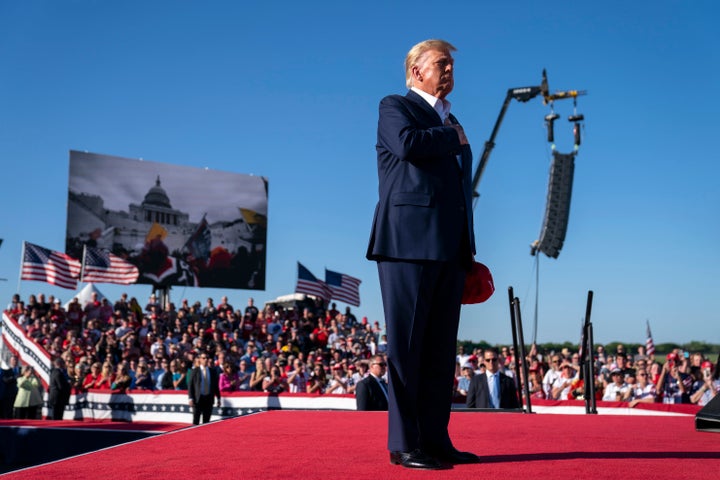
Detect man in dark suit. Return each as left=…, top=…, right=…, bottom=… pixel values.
left=188, top=352, right=220, bottom=425
left=355, top=355, right=389, bottom=411
left=366, top=39, right=478, bottom=470
left=466, top=348, right=520, bottom=409
left=48, top=358, right=71, bottom=420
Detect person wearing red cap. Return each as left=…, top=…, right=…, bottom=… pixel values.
left=656, top=354, right=692, bottom=404
left=327, top=363, right=350, bottom=394
left=690, top=360, right=719, bottom=406
left=466, top=355, right=480, bottom=374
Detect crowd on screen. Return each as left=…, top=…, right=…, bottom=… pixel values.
left=1, top=291, right=718, bottom=420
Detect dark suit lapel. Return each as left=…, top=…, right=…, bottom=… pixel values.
left=405, top=90, right=443, bottom=126
left=405, top=91, right=469, bottom=179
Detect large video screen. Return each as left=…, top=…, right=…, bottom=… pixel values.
left=66, top=150, right=268, bottom=290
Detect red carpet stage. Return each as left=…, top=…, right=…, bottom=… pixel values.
left=2, top=411, right=718, bottom=480
left=0, top=420, right=186, bottom=472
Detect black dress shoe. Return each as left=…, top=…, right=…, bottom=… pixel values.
left=389, top=449, right=449, bottom=470
left=427, top=447, right=481, bottom=464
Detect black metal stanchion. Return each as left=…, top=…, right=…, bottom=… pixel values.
left=513, top=297, right=532, bottom=414
left=587, top=322, right=597, bottom=413
left=507, top=287, right=523, bottom=409
left=582, top=290, right=597, bottom=414
left=508, top=287, right=532, bottom=414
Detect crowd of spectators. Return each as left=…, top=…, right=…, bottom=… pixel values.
left=454, top=343, right=719, bottom=408
left=1, top=291, right=718, bottom=420
left=1, top=291, right=389, bottom=419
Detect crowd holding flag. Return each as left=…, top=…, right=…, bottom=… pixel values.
left=295, top=262, right=332, bottom=302
left=646, top=319, right=656, bottom=356
left=183, top=215, right=212, bottom=262
left=325, top=269, right=361, bottom=307
left=21, top=242, right=81, bottom=289
left=81, top=246, right=139, bottom=285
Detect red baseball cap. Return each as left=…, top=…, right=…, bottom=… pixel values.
left=462, top=261, right=495, bottom=304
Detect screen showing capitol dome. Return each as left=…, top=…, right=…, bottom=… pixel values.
left=66, top=150, right=268, bottom=290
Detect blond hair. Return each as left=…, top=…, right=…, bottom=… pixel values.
left=405, top=39, right=457, bottom=88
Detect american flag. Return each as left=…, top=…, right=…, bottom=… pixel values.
left=81, top=247, right=139, bottom=285
left=295, top=263, right=332, bottom=302
left=21, top=242, right=81, bottom=289
left=325, top=269, right=361, bottom=307
left=183, top=216, right=211, bottom=262
left=645, top=320, right=656, bottom=355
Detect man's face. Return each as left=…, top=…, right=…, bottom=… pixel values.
left=484, top=353, right=499, bottom=374
left=551, top=357, right=561, bottom=370
left=413, top=48, right=454, bottom=99
left=370, top=358, right=387, bottom=377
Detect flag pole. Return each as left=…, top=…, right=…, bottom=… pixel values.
left=80, top=244, right=87, bottom=284
left=16, top=241, right=25, bottom=294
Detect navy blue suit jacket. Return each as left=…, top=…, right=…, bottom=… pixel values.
left=466, top=372, right=520, bottom=409
left=355, top=375, right=389, bottom=411
left=188, top=366, right=220, bottom=403
left=366, top=90, right=475, bottom=263
left=367, top=89, right=476, bottom=452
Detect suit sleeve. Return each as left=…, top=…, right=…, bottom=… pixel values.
left=187, top=369, right=196, bottom=401
left=48, top=370, right=58, bottom=402
left=378, top=95, right=461, bottom=163
left=213, top=370, right=221, bottom=400
left=503, top=376, right=520, bottom=409
left=466, top=376, right=478, bottom=408
left=355, top=379, right=370, bottom=411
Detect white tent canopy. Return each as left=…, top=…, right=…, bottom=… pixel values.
left=63, top=283, right=106, bottom=309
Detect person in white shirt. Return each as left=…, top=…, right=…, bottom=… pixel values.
left=542, top=354, right=563, bottom=398
left=551, top=362, right=579, bottom=400
left=286, top=358, right=308, bottom=393
left=602, top=368, right=631, bottom=401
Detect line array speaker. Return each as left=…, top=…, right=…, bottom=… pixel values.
left=531, top=151, right=575, bottom=259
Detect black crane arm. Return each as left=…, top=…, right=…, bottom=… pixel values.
left=470, top=70, right=586, bottom=210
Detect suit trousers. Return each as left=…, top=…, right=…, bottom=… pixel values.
left=377, top=258, right=465, bottom=452
left=192, top=394, right=214, bottom=425
left=49, top=401, right=67, bottom=421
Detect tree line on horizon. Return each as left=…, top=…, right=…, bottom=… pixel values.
left=458, top=339, right=720, bottom=358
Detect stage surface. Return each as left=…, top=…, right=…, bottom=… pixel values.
left=3, top=411, right=718, bottom=479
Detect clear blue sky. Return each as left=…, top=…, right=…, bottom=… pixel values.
left=1, top=1, right=718, bottom=346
